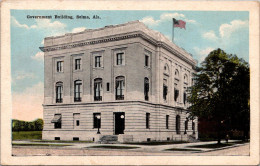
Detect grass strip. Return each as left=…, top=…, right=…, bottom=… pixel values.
left=87, top=145, right=139, bottom=149
left=12, top=143, right=72, bottom=147
left=125, top=141, right=189, bottom=146
left=188, top=143, right=235, bottom=149
left=12, top=131, right=42, bottom=140
left=165, top=148, right=202, bottom=152
left=32, top=140, right=93, bottom=143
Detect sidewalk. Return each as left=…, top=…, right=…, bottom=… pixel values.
left=12, top=139, right=248, bottom=154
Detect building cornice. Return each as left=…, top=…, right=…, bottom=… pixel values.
left=43, top=100, right=189, bottom=113
left=40, top=31, right=196, bottom=67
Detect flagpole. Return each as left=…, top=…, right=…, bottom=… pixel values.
left=172, top=18, right=174, bottom=42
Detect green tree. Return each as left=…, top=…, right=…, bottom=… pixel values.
left=187, top=48, right=249, bottom=144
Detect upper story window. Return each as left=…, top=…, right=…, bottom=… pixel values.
left=174, top=69, right=180, bottom=102
left=94, top=78, right=102, bottom=101
left=75, top=58, right=81, bottom=70
left=183, top=74, right=188, bottom=104
left=93, top=51, right=104, bottom=68
left=95, top=56, right=101, bottom=68
left=144, top=77, right=149, bottom=101
left=145, top=55, right=149, bottom=67
left=57, top=61, right=63, bottom=72
left=55, top=82, right=63, bottom=103
left=116, top=53, right=124, bottom=65
left=74, top=80, right=82, bottom=102
left=115, top=76, right=125, bottom=100
left=163, top=79, right=168, bottom=101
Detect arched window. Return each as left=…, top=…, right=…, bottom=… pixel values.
left=74, top=80, right=82, bottom=102
left=144, top=77, right=149, bottom=101
left=164, top=64, right=170, bottom=75
left=174, top=69, right=180, bottom=102
left=183, top=74, right=188, bottom=104
left=115, top=76, right=125, bottom=100
left=94, top=78, right=102, bottom=101
left=163, top=79, right=168, bottom=100
left=56, top=82, right=63, bottom=103
left=176, top=115, right=180, bottom=134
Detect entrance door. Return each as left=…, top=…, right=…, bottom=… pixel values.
left=114, top=112, right=125, bottom=135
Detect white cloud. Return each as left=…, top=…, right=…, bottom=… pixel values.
left=11, top=16, right=67, bottom=36
left=141, top=12, right=196, bottom=26
left=203, top=19, right=248, bottom=41
left=140, top=16, right=161, bottom=26
left=12, top=82, right=44, bottom=121
left=203, top=30, right=218, bottom=41
left=71, top=27, right=86, bottom=33
left=41, top=40, right=44, bottom=45
left=31, top=52, right=44, bottom=62
left=11, top=16, right=36, bottom=29
left=12, top=71, right=36, bottom=83
left=194, top=47, right=215, bottom=62
left=219, top=20, right=248, bottom=38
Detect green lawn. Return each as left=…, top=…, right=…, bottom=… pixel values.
left=12, top=143, right=72, bottom=147
left=165, top=148, right=202, bottom=152
left=12, top=131, right=42, bottom=140
left=188, top=143, right=235, bottom=149
left=87, top=145, right=140, bottom=149
left=32, top=140, right=93, bottom=143
left=125, top=141, right=189, bottom=146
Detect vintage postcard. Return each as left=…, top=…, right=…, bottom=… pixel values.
left=1, top=0, right=259, bottom=165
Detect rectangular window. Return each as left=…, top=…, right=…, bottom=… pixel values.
left=93, top=113, right=101, bottom=128
left=55, top=137, right=60, bottom=140
left=146, top=113, right=150, bottom=129
left=166, top=115, right=169, bottom=129
left=52, top=114, right=62, bottom=129
left=95, top=56, right=101, bottom=67
left=75, top=59, right=81, bottom=70
left=73, top=137, right=79, bottom=141
left=183, top=92, right=187, bottom=104
left=107, top=82, right=110, bottom=91
left=116, top=53, right=124, bottom=65
left=145, top=55, right=149, bottom=67
left=57, top=61, right=63, bottom=72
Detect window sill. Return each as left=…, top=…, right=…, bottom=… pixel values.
left=93, top=67, right=104, bottom=70
left=73, top=69, right=83, bottom=72
left=144, top=66, right=151, bottom=70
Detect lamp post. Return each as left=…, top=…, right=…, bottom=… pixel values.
left=96, top=115, right=101, bottom=134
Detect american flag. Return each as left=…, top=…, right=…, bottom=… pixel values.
left=173, top=18, right=186, bottom=29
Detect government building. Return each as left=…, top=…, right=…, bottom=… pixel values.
left=40, top=20, right=198, bottom=142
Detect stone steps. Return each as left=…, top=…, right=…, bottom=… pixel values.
left=98, top=135, right=119, bottom=144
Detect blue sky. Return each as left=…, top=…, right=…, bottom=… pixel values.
left=11, top=10, right=249, bottom=120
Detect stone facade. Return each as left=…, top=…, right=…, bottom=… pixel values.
left=40, top=20, right=198, bottom=142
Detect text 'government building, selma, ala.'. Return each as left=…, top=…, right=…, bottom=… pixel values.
left=39, top=20, right=198, bottom=142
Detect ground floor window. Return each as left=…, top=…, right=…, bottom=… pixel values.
left=176, top=115, right=180, bottom=134
left=166, top=115, right=169, bottom=129
left=146, top=113, right=150, bottom=129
